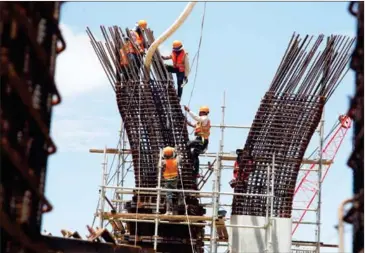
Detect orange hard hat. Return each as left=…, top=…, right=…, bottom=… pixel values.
left=199, top=106, right=209, bottom=113
left=138, top=20, right=148, bottom=29
left=172, top=40, right=183, bottom=49
left=163, top=146, right=175, bottom=157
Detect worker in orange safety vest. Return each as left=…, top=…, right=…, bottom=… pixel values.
left=118, top=20, right=148, bottom=81
left=184, top=105, right=210, bottom=181
left=161, top=40, right=190, bottom=99
left=118, top=38, right=134, bottom=81
left=130, top=19, right=148, bottom=55
left=161, top=146, right=182, bottom=215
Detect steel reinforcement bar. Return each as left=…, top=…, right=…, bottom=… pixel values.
left=232, top=33, right=355, bottom=217
left=0, top=2, right=65, bottom=252
left=87, top=26, right=203, bottom=252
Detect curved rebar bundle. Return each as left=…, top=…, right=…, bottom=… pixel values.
left=87, top=26, right=204, bottom=253
left=232, top=33, right=355, bottom=217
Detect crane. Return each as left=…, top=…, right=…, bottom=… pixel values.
left=292, top=114, right=352, bottom=235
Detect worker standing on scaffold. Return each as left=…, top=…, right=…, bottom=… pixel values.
left=161, top=40, right=190, bottom=100
left=162, top=146, right=181, bottom=215
left=184, top=105, right=211, bottom=181
left=230, top=149, right=253, bottom=188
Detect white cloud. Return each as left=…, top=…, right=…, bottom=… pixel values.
left=52, top=118, right=114, bottom=153
left=55, top=24, right=108, bottom=97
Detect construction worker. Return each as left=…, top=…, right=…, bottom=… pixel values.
left=118, top=38, right=133, bottom=81
left=230, top=149, right=243, bottom=188
left=131, top=20, right=148, bottom=55
left=161, top=146, right=181, bottom=215
left=161, top=40, right=190, bottom=99
left=120, top=20, right=147, bottom=80
left=184, top=105, right=210, bottom=179
left=230, top=149, right=253, bottom=188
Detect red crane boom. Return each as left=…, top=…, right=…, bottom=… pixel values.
left=292, top=115, right=352, bottom=235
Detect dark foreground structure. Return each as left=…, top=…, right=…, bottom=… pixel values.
left=345, top=2, right=364, bottom=253
left=0, top=2, right=65, bottom=252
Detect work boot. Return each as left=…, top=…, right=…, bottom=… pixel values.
left=165, top=204, right=173, bottom=215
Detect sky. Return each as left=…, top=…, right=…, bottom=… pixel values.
left=42, top=2, right=357, bottom=252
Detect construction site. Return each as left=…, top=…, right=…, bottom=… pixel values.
left=0, top=2, right=363, bottom=253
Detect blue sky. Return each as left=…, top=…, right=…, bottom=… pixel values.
left=43, top=2, right=356, bottom=252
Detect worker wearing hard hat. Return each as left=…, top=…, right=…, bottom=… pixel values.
left=183, top=105, right=211, bottom=179
left=119, top=20, right=148, bottom=81
left=162, top=40, right=190, bottom=99
left=131, top=19, right=148, bottom=55
left=161, top=146, right=181, bottom=215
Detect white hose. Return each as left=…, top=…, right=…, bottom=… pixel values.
left=144, top=2, right=197, bottom=73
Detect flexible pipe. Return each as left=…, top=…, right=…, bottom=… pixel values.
left=144, top=2, right=197, bottom=73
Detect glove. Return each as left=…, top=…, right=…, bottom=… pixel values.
left=183, top=105, right=190, bottom=112
left=181, top=77, right=188, bottom=88
left=183, top=76, right=188, bottom=84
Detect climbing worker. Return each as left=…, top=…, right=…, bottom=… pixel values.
left=131, top=20, right=148, bottom=55
left=120, top=20, right=147, bottom=80
left=161, top=40, right=190, bottom=99
left=118, top=39, right=132, bottom=81
left=184, top=105, right=210, bottom=180
left=118, top=36, right=141, bottom=81
left=161, top=146, right=181, bottom=215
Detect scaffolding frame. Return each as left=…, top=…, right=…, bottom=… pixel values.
left=90, top=91, right=326, bottom=253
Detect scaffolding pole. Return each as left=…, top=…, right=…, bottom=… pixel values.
left=316, top=110, right=325, bottom=253
left=210, top=91, right=226, bottom=253
left=100, top=147, right=108, bottom=228
left=154, top=149, right=163, bottom=250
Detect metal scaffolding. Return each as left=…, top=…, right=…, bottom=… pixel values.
left=90, top=92, right=330, bottom=253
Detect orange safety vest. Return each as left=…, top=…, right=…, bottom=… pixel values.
left=163, top=158, right=178, bottom=179
left=171, top=50, right=186, bottom=72
left=195, top=119, right=211, bottom=139
left=119, top=48, right=129, bottom=66
left=124, top=40, right=135, bottom=54
left=130, top=30, right=144, bottom=53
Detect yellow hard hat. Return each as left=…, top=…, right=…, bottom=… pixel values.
left=199, top=106, right=209, bottom=113
left=163, top=146, right=175, bottom=157
left=138, top=20, right=147, bottom=29
left=172, top=40, right=183, bottom=49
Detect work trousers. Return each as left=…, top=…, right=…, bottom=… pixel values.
left=120, top=53, right=142, bottom=81
left=165, top=65, right=185, bottom=99
left=164, top=177, right=178, bottom=212
left=188, top=136, right=209, bottom=176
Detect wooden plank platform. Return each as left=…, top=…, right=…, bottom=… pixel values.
left=102, top=212, right=214, bottom=222
left=89, top=148, right=333, bottom=165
